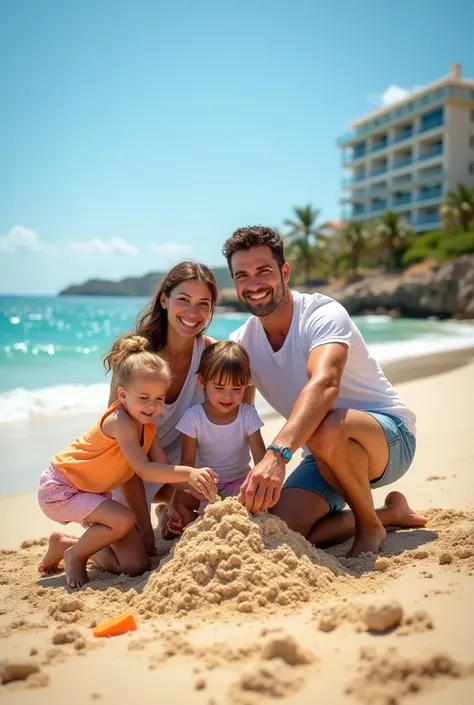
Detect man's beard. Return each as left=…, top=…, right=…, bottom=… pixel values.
left=240, top=278, right=285, bottom=318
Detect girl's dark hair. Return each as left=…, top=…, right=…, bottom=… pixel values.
left=222, top=226, right=285, bottom=273
left=197, top=341, right=251, bottom=387
left=135, top=262, right=218, bottom=351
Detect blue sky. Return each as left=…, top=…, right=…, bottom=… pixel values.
left=1, top=0, right=473, bottom=294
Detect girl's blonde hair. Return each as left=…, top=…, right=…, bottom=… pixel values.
left=197, top=341, right=251, bottom=387
left=103, top=334, right=171, bottom=388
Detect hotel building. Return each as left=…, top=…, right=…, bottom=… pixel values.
left=338, top=64, right=474, bottom=231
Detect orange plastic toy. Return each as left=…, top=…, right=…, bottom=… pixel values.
left=92, top=612, right=137, bottom=638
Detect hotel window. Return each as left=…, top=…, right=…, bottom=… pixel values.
left=470, top=162, right=474, bottom=175
left=471, top=109, right=474, bottom=122
left=471, top=136, right=474, bottom=148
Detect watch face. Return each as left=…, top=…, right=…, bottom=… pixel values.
left=282, top=448, right=292, bottom=461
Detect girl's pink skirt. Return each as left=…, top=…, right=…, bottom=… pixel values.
left=38, top=464, right=111, bottom=527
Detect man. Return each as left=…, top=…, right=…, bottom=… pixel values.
left=225, top=225, right=426, bottom=557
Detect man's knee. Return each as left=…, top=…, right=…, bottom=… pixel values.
left=271, top=488, right=330, bottom=539
left=308, top=409, right=347, bottom=463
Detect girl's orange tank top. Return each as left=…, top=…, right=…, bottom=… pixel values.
left=51, top=401, right=157, bottom=493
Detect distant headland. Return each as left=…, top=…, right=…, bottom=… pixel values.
left=59, top=255, right=474, bottom=320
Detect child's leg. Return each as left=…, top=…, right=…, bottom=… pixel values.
left=39, top=532, right=77, bottom=573
left=39, top=526, right=149, bottom=581
left=90, top=527, right=149, bottom=577
left=63, top=500, right=137, bottom=588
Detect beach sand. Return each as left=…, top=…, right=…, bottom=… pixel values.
left=0, top=352, right=474, bottom=704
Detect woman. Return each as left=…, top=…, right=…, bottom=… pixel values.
left=109, top=261, right=218, bottom=533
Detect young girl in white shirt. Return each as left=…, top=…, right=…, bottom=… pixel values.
left=164, top=341, right=265, bottom=534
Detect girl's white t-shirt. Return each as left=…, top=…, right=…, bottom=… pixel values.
left=175, top=403, right=264, bottom=484
left=230, top=291, right=416, bottom=438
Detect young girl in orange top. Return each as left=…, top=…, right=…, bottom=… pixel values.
left=37, top=334, right=217, bottom=589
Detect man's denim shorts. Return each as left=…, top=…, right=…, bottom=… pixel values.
left=283, top=412, right=417, bottom=513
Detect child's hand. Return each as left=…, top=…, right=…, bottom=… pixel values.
left=188, top=467, right=218, bottom=500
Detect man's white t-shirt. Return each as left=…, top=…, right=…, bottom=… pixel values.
left=175, top=403, right=264, bottom=485
left=230, top=291, right=416, bottom=438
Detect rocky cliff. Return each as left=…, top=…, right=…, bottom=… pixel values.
left=332, top=255, right=474, bottom=320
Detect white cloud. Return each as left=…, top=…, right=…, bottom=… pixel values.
left=368, top=84, right=421, bottom=108
left=0, top=225, right=57, bottom=254
left=150, top=242, right=192, bottom=257
left=68, top=237, right=139, bottom=255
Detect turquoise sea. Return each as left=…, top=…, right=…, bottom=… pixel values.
left=1, top=295, right=474, bottom=424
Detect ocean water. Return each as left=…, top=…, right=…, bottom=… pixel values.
left=1, top=294, right=474, bottom=424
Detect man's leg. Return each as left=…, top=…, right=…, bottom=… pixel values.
left=307, top=491, right=427, bottom=547
left=306, top=409, right=396, bottom=556
left=270, top=487, right=332, bottom=539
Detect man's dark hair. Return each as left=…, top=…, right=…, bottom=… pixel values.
left=222, top=226, right=285, bottom=273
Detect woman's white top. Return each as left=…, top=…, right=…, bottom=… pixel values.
left=156, top=336, right=206, bottom=464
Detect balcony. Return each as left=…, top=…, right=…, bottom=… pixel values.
left=417, top=167, right=443, bottom=184
left=392, top=128, right=413, bottom=144
left=418, top=185, right=443, bottom=201
left=419, top=144, right=443, bottom=161
left=370, top=165, right=388, bottom=177
left=370, top=200, right=387, bottom=212
left=352, top=206, right=366, bottom=217
left=416, top=212, right=440, bottom=227
left=419, top=117, right=444, bottom=134
left=343, top=173, right=367, bottom=187
left=419, top=108, right=444, bottom=134
left=393, top=194, right=412, bottom=207
left=393, top=155, right=413, bottom=170
left=393, top=173, right=413, bottom=187
left=371, top=138, right=388, bottom=153
left=344, top=148, right=367, bottom=164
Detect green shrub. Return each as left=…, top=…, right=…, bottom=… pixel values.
left=402, top=230, right=443, bottom=266
left=402, top=228, right=474, bottom=266
left=437, top=231, right=474, bottom=260
left=402, top=248, right=429, bottom=266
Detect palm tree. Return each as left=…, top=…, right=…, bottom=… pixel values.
left=283, top=205, right=326, bottom=284
left=340, top=221, right=371, bottom=275
left=375, top=211, right=414, bottom=270
left=441, top=183, right=474, bottom=232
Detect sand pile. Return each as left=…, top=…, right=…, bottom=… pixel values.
left=1, top=503, right=472, bottom=634
left=131, top=498, right=344, bottom=617
left=346, top=646, right=474, bottom=704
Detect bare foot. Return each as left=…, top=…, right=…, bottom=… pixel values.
left=155, top=505, right=181, bottom=540
left=384, top=491, right=427, bottom=529
left=156, top=503, right=197, bottom=540
left=63, top=547, right=89, bottom=588
left=38, top=532, right=76, bottom=574
left=347, top=522, right=387, bottom=558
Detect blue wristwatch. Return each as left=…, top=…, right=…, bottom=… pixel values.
left=267, top=444, right=293, bottom=463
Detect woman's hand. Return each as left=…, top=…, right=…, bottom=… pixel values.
left=187, top=467, right=218, bottom=500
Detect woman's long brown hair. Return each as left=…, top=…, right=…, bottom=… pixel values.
left=135, top=261, right=218, bottom=351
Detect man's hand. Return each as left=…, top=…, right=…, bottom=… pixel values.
left=238, top=452, right=286, bottom=513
